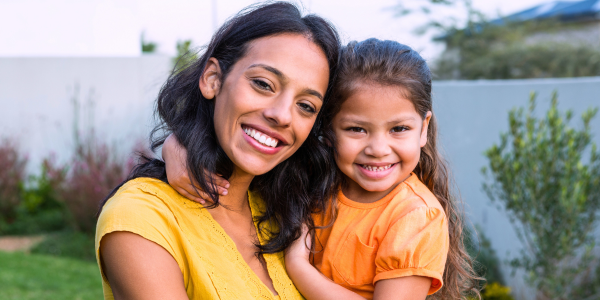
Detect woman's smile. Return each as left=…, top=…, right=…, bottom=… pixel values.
left=208, top=33, right=330, bottom=176
left=241, top=124, right=288, bottom=154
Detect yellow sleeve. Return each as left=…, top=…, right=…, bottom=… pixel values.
left=95, top=180, right=185, bottom=284
left=374, top=207, right=449, bottom=295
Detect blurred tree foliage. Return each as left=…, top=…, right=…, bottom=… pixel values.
left=434, top=19, right=600, bottom=79
left=482, top=92, right=600, bottom=299
left=173, top=39, right=197, bottom=68
left=394, top=0, right=600, bottom=79
left=141, top=32, right=157, bottom=53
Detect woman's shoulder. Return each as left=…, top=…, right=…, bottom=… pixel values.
left=97, top=177, right=193, bottom=237
left=102, top=177, right=182, bottom=212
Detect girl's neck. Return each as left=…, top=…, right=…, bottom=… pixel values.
left=341, top=174, right=410, bottom=204
left=217, top=167, right=255, bottom=212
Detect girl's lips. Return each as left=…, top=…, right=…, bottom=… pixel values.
left=242, top=125, right=285, bottom=155
left=356, top=163, right=397, bottom=179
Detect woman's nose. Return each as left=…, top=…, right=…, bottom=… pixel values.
left=263, top=93, right=293, bottom=127
left=364, top=135, right=392, bottom=158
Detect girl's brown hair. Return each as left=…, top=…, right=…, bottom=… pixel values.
left=320, top=38, right=481, bottom=299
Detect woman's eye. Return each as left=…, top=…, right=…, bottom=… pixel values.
left=391, top=126, right=408, bottom=133
left=252, top=79, right=272, bottom=91
left=348, top=127, right=365, bottom=133
left=298, top=103, right=316, bottom=114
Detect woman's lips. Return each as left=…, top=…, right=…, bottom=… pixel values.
left=243, top=125, right=279, bottom=147
left=242, top=125, right=285, bottom=155
left=356, top=163, right=397, bottom=179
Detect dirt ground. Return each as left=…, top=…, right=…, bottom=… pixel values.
left=0, top=235, right=45, bottom=252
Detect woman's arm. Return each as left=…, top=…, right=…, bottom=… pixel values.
left=162, top=134, right=230, bottom=203
left=100, top=231, right=189, bottom=300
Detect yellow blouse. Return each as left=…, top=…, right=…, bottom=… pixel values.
left=95, top=177, right=303, bottom=300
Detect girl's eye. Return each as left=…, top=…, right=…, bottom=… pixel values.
left=298, top=103, right=316, bottom=114
left=347, top=127, right=366, bottom=133
left=391, top=126, right=409, bottom=133
left=252, top=79, right=273, bottom=92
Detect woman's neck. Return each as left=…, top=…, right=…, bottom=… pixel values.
left=217, top=167, right=255, bottom=212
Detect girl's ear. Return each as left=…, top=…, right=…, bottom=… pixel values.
left=420, top=111, right=432, bottom=148
left=199, top=57, right=222, bottom=100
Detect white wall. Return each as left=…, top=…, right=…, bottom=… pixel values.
left=0, top=56, right=172, bottom=172
left=434, top=77, right=600, bottom=297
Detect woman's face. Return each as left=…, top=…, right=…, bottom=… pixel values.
left=206, top=34, right=330, bottom=176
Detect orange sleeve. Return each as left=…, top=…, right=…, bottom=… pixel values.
left=373, top=207, right=449, bottom=295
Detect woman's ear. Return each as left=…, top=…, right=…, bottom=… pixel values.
left=199, top=57, right=222, bottom=100
left=420, top=111, right=432, bottom=148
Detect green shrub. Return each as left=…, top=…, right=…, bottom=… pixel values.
left=0, top=139, right=27, bottom=228
left=58, top=139, right=132, bottom=235
left=465, top=226, right=504, bottom=286
left=481, top=282, right=514, bottom=300
left=31, top=230, right=96, bottom=262
left=0, top=158, right=70, bottom=235
left=482, top=92, right=600, bottom=299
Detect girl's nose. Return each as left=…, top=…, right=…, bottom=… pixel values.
left=364, top=135, right=392, bottom=158
left=262, top=93, right=293, bottom=127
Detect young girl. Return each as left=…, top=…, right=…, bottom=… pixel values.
left=163, top=39, right=479, bottom=299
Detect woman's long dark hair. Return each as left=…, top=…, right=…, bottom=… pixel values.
left=99, top=2, right=341, bottom=254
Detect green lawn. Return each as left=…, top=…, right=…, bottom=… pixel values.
left=0, top=251, right=103, bottom=300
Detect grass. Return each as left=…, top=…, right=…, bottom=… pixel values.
left=0, top=250, right=103, bottom=300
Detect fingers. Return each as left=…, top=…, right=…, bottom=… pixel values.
left=211, top=175, right=230, bottom=189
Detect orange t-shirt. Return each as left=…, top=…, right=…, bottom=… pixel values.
left=312, top=173, right=449, bottom=299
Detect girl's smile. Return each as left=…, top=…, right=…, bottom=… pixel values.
left=333, top=82, right=431, bottom=203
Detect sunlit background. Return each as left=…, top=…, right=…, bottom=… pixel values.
left=1, top=1, right=599, bottom=299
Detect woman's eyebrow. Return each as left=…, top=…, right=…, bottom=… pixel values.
left=302, top=88, right=323, bottom=101
left=248, top=64, right=286, bottom=81
left=248, top=63, right=324, bottom=101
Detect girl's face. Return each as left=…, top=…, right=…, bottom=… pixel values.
left=332, top=83, right=431, bottom=202
left=204, top=34, right=330, bottom=177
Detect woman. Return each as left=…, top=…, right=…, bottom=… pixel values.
left=95, top=2, right=340, bottom=299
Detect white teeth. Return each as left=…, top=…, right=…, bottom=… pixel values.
left=243, top=126, right=279, bottom=148
left=362, top=164, right=393, bottom=172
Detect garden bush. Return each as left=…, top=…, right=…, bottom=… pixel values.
left=482, top=92, right=600, bottom=299
left=0, top=139, right=27, bottom=229
left=58, top=138, right=133, bottom=235
left=31, top=230, right=96, bottom=262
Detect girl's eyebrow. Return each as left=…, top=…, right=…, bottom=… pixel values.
left=386, top=117, right=417, bottom=125
left=339, top=116, right=416, bottom=125
left=247, top=63, right=324, bottom=101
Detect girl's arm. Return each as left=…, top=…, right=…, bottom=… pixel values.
left=372, top=277, right=431, bottom=300
left=99, top=231, right=189, bottom=300
left=285, top=225, right=367, bottom=300
left=285, top=226, right=432, bottom=300
left=162, top=134, right=230, bottom=203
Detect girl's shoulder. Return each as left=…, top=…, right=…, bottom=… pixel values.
left=395, top=173, right=445, bottom=214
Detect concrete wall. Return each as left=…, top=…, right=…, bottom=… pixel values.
left=433, top=77, right=600, bottom=297
left=1, top=57, right=599, bottom=296
left=0, top=56, right=172, bottom=171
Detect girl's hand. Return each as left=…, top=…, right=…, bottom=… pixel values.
left=163, top=134, right=230, bottom=204
left=285, top=224, right=312, bottom=264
